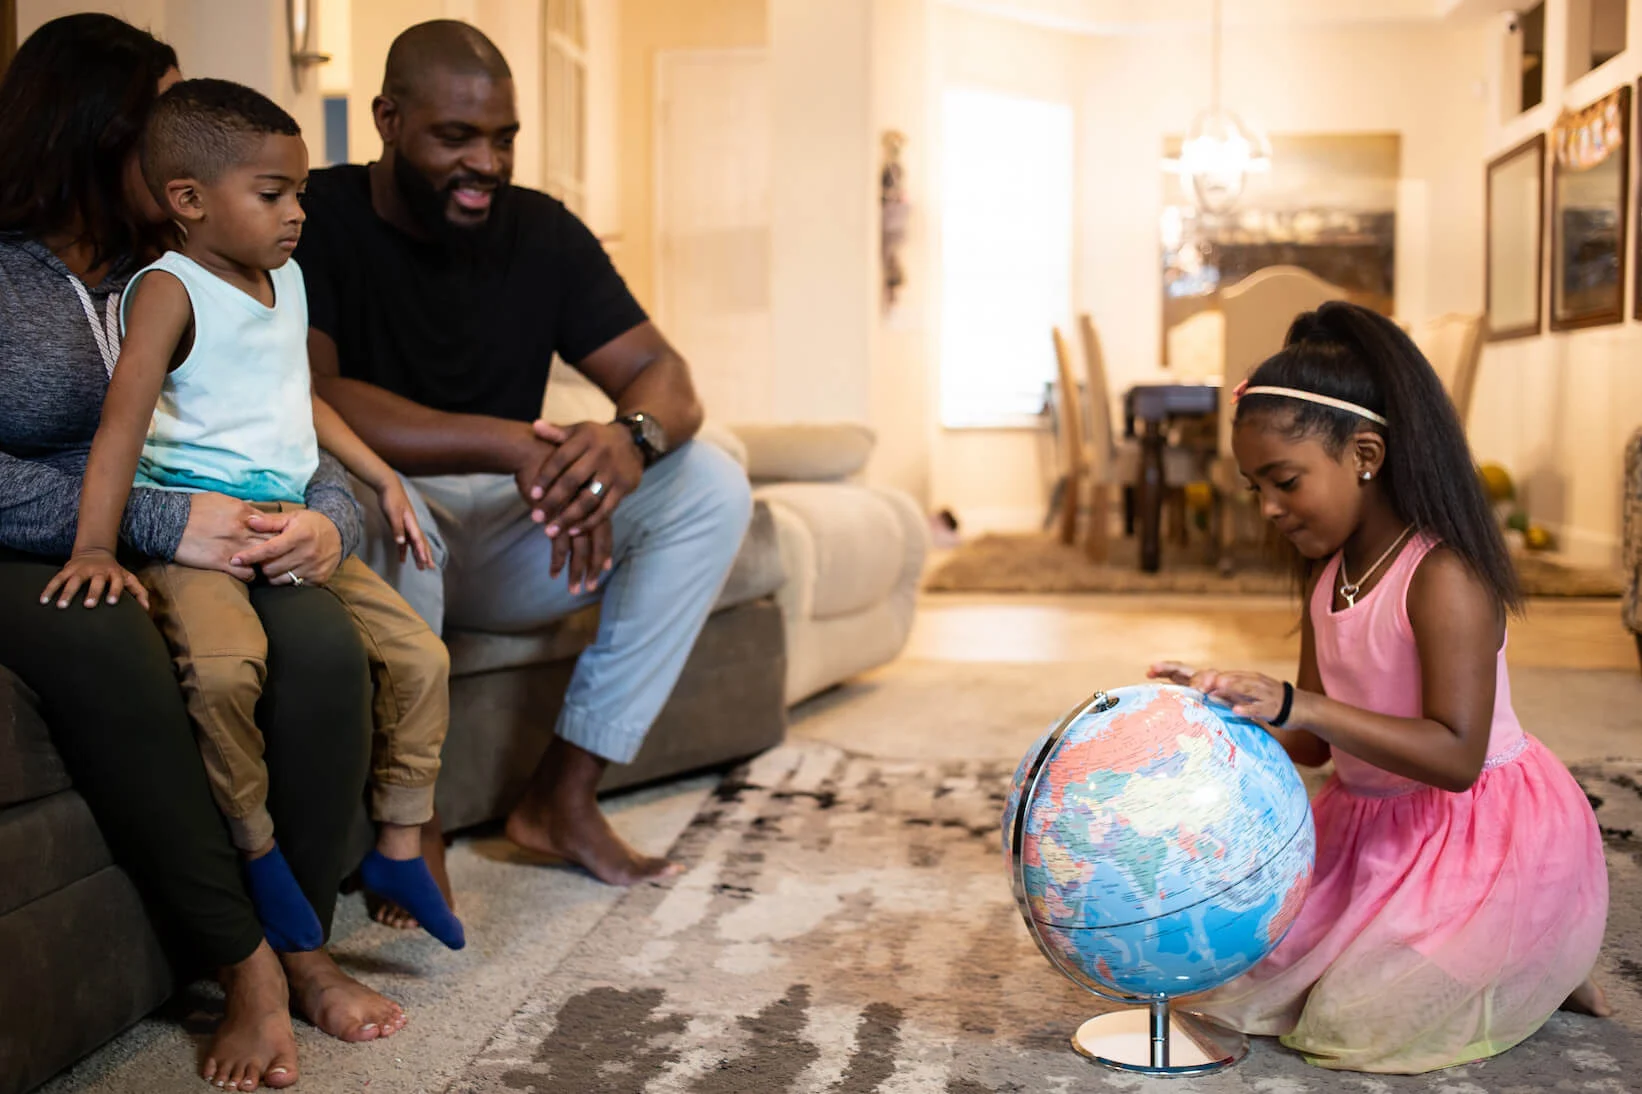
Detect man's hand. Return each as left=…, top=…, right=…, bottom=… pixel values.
left=235, top=509, right=345, bottom=586
left=552, top=523, right=614, bottom=595
left=525, top=420, right=642, bottom=539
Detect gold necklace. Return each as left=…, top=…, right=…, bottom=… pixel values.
left=1339, top=526, right=1414, bottom=608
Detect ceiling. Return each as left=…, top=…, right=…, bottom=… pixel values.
left=940, top=0, right=1526, bottom=35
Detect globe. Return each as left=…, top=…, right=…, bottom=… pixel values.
left=1003, top=683, right=1315, bottom=1001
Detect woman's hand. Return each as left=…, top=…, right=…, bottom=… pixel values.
left=235, top=509, right=344, bottom=586
left=378, top=478, right=433, bottom=570
left=40, top=548, right=149, bottom=610
left=173, top=493, right=268, bottom=581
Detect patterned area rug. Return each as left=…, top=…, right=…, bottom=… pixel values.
left=925, top=533, right=1627, bottom=597
left=453, top=740, right=1642, bottom=1093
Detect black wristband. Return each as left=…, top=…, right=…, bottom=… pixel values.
left=1271, top=681, right=1295, bottom=728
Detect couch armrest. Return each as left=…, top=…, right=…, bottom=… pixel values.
left=728, top=423, right=876, bottom=483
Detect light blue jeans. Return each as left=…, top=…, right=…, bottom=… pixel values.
left=357, top=441, right=753, bottom=764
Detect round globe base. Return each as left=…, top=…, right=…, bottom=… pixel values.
left=1072, top=1005, right=1247, bottom=1077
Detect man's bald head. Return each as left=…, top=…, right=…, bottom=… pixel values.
left=382, top=20, right=511, bottom=105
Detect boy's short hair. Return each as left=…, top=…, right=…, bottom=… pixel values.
left=143, top=78, right=301, bottom=192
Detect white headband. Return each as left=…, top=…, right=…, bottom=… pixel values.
left=1236, top=384, right=1388, bottom=427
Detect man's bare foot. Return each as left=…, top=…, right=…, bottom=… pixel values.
left=1562, top=977, right=1613, bottom=1017
left=504, top=737, right=681, bottom=886
left=280, top=949, right=406, bottom=1042
left=366, top=813, right=451, bottom=930
left=202, top=942, right=299, bottom=1091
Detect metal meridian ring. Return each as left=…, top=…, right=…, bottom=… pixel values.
left=586, top=478, right=606, bottom=498
left=287, top=572, right=303, bottom=587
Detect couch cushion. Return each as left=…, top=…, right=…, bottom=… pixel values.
left=0, top=666, right=71, bottom=809
left=0, top=791, right=114, bottom=918
left=756, top=483, right=907, bottom=620
left=731, top=423, right=876, bottom=483
left=447, top=499, right=784, bottom=679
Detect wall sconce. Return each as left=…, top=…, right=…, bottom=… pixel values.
left=288, top=0, right=331, bottom=91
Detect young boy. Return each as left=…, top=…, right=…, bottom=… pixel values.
left=42, top=79, right=464, bottom=951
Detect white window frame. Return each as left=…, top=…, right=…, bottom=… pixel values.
left=543, top=0, right=587, bottom=216
left=939, top=87, right=1074, bottom=430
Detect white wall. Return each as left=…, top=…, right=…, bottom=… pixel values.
left=921, top=6, right=1491, bottom=533
left=1473, top=0, right=1642, bottom=569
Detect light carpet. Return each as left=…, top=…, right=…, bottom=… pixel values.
left=925, top=533, right=1627, bottom=597
left=39, top=658, right=1642, bottom=1093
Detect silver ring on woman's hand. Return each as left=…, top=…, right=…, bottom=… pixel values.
left=287, top=572, right=304, bottom=586
left=586, top=478, right=606, bottom=498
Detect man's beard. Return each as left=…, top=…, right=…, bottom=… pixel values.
left=392, top=154, right=504, bottom=249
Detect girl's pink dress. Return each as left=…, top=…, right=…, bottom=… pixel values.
left=1193, top=535, right=1608, bottom=1073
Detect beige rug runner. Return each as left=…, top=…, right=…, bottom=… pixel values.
left=455, top=738, right=1642, bottom=1092
left=926, top=533, right=1626, bottom=598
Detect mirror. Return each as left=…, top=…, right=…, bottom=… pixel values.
left=1550, top=85, right=1629, bottom=331
left=1485, top=134, right=1544, bottom=340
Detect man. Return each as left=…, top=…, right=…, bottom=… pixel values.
left=294, top=20, right=752, bottom=902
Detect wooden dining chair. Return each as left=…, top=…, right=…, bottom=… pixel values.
left=1212, top=266, right=1348, bottom=568
left=1409, top=312, right=1484, bottom=429
left=1054, top=319, right=1204, bottom=562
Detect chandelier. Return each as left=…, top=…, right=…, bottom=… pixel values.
left=1162, top=0, right=1271, bottom=214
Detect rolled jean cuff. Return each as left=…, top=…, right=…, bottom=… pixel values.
left=556, top=700, right=648, bottom=765
left=371, top=782, right=437, bottom=827
left=227, top=807, right=277, bottom=855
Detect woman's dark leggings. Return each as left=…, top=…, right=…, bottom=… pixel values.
left=0, top=548, right=371, bottom=968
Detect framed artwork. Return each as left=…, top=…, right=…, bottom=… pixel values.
left=1549, top=84, right=1629, bottom=331
left=1484, top=134, right=1545, bottom=341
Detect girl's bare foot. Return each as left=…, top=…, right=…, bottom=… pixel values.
left=1562, top=977, right=1613, bottom=1017
left=366, top=814, right=452, bottom=930
left=280, top=949, right=406, bottom=1042
left=202, top=942, right=299, bottom=1091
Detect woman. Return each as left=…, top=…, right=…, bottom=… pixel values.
left=0, top=15, right=402, bottom=1091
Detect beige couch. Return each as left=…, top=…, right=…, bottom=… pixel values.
left=543, top=373, right=927, bottom=709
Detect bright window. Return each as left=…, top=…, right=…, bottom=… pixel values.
left=939, top=88, right=1074, bottom=428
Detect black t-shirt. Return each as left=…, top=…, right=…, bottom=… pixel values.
left=295, top=164, right=648, bottom=422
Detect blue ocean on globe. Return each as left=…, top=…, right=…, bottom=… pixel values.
left=1003, top=683, right=1315, bottom=999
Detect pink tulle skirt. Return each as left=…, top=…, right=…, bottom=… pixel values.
left=1192, top=735, right=1608, bottom=1074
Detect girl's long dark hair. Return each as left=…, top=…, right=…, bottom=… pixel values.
left=0, top=14, right=178, bottom=268
left=1237, top=301, right=1522, bottom=614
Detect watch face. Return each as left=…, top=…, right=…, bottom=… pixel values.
left=636, top=414, right=667, bottom=453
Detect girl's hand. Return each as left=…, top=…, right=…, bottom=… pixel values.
left=379, top=478, right=433, bottom=570
left=41, top=549, right=150, bottom=610
left=1188, top=669, right=1288, bottom=723
left=1146, top=661, right=1198, bottom=686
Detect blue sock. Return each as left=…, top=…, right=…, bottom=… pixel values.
left=243, top=843, right=323, bottom=953
left=360, top=849, right=466, bottom=950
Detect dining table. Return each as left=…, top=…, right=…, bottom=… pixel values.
left=1123, top=382, right=1220, bottom=573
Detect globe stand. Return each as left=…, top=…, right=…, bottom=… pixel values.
left=1008, top=691, right=1256, bottom=1080
left=1070, top=1000, right=1247, bottom=1076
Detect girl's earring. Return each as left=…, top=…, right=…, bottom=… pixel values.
left=1361, top=471, right=1372, bottom=481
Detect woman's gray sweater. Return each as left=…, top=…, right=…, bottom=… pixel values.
left=0, top=236, right=362, bottom=560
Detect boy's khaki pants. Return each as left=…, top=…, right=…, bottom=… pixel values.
left=141, top=523, right=450, bottom=852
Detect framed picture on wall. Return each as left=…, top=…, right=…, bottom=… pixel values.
left=1549, top=84, right=1629, bottom=331
left=1484, top=134, right=1545, bottom=340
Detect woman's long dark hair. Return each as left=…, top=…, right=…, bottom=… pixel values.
left=1237, top=301, right=1522, bottom=614
left=0, top=14, right=178, bottom=268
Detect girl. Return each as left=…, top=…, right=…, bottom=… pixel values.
left=1150, top=301, right=1609, bottom=1074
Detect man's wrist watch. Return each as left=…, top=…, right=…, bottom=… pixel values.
left=614, top=412, right=669, bottom=468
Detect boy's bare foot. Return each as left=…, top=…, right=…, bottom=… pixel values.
left=366, top=813, right=452, bottom=930
left=280, top=949, right=406, bottom=1042
left=505, top=796, right=681, bottom=886
left=202, top=942, right=299, bottom=1091
left=1561, top=977, right=1612, bottom=1017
